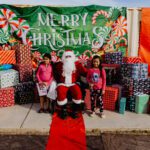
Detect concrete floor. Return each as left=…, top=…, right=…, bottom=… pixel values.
left=0, top=103, right=150, bottom=133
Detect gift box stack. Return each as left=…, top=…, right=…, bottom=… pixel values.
left=0, top=48, right=18, bottom=107
left=105, top=52, right=123, bottom=64
left=14, top=44, right=33, bottom=82
left=120, top=59, right=149, bottom=112
left=14, top=81, right=35, bottom=104
left=103, top=87, right=119, bottom=111
left=13, top=44, right=34, bottom=104
left=121, top=63, right=148, bottom=79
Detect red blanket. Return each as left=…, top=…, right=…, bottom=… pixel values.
left=46, top=113, right=86, bottom=150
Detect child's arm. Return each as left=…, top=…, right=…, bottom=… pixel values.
left=101, top=68, right=106, bottom=94
left=47, top=66, right=54, bottom=86
left=78, top=62, right=88, bottom=76
left=36, top=65, right=42, bottom=83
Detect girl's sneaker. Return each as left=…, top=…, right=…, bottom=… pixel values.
left=100, top=113, right=106, bottom=118
left=90, top=111, right=95, bottom=117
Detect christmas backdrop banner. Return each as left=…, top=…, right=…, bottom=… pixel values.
left=0, top=5, right=127, bottom=58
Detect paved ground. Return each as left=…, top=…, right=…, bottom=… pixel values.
left=0, top=104, right=150, bottom=150
left=0, top=103, right=150, bottom=132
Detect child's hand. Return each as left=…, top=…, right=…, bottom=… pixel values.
left=89, top=84, right=93, bottom=89
left=43, top=82, right=48, bottom=86
left=102, top=90, right=105, bottom=95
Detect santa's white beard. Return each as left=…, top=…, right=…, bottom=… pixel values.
left=63, top=59, right=75, bottom=84
left=63, top=58, right=76, bottom=75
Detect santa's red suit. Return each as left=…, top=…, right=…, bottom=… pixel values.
left=54, top=51, right=87, bottom=106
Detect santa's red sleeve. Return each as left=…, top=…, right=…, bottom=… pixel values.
left=76, top=62, right=88, bottom=76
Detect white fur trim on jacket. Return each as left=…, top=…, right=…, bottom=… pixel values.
left=72, top=99, right=82, bottom=104
left=57, top=98, right=67, bottom=106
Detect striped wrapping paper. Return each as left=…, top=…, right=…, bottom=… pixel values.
left=123, top=57, right=142, bottom=63
left=0, top=50, right=16, bottom=65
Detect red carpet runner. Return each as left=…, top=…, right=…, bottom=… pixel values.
left=46, top=113, right=87, bottom=150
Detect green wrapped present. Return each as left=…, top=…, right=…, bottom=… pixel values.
left=135, top=94, right=149, bottom=114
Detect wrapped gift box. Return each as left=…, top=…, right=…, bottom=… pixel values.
left=15, top=64, right=33, bottom=82
left=121, top=77, right=149, bottom=96
left=105, top=52, right=123, bottom=64
left=119, top=97, right=126, bottom=114
left=126, top=96, right=136, bottom=112
left=14, top=44, right=31, bottom=64
left=0, top=50, right=16, bottom=65
left=15, top=91, right=34, bottom=104
left=103, top=87, right=118, bottom=111
left=0, top=69, right=19, bottom=88
left=123, top=57, right=142, bottom=63
left=14, top=81, right=35, bottom=92
left=135, top=94, right=149, bottom=114
left=121, top=63, right=148, bottom=79
left=0, top=87, right=15, bottom=107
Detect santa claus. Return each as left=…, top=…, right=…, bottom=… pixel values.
left=53, top=50, right=87, bottom=119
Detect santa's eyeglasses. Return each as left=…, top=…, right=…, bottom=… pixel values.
left=65, top=55, right=72, bottom=58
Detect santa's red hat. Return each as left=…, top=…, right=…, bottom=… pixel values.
left=64, top=49, right=74, bottom=56
left=62, top=49, right=76, bottom=61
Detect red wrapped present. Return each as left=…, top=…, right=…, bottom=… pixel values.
left=14, top=44, right=31, bottom=64
left=15, top=64, right=33, bottom=82
left=103, top=87, right=119, bottom=111
left=0, top=87, right=15, bottom=107
left=123, top=57, right=142, bottom=63
left=84, top=89, right=91, bottom=110
left=0, top=50, right=16, bottom=65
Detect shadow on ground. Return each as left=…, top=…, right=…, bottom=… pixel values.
left=0, top=133, right=150, bottom=150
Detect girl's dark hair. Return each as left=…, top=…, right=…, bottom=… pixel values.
left=91, top=55, right=102, bottom=71
left=43, top=53, right=51, bottom=60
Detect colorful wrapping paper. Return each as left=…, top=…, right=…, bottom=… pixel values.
left=15, top=91, right=34, bottom=104
left=15, top=64, right=33, bottom=82
left=14, top=81, right=35, bottom=92
left=123, top=57, right=142, bottom=63
left=14, top=44, right=31, bottom=64
left=0, top=69, right=19, bottom=88
left=121, top=77, right=149, bottom=96
left=103, top=87, right=118, bottom=111
left=0, top=87, right=15, bottom=107
left=121, top=63, right=148, bottom=79
left=105, top=52, right=123, bottom=64
left=126, top=96, right=136, bottom=112
left=0, top=50, right=16, bottom=65
left=14, top=81, right=35, bottom=104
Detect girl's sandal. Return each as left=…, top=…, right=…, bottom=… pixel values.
left=38, top=108, right=44, bottom=113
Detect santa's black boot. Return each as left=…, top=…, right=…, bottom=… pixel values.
left=71, top=103, right=80, bottom=119
left=51, top=101, right=56, bottom=115
left=58, top=105, right=68, bottom=120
